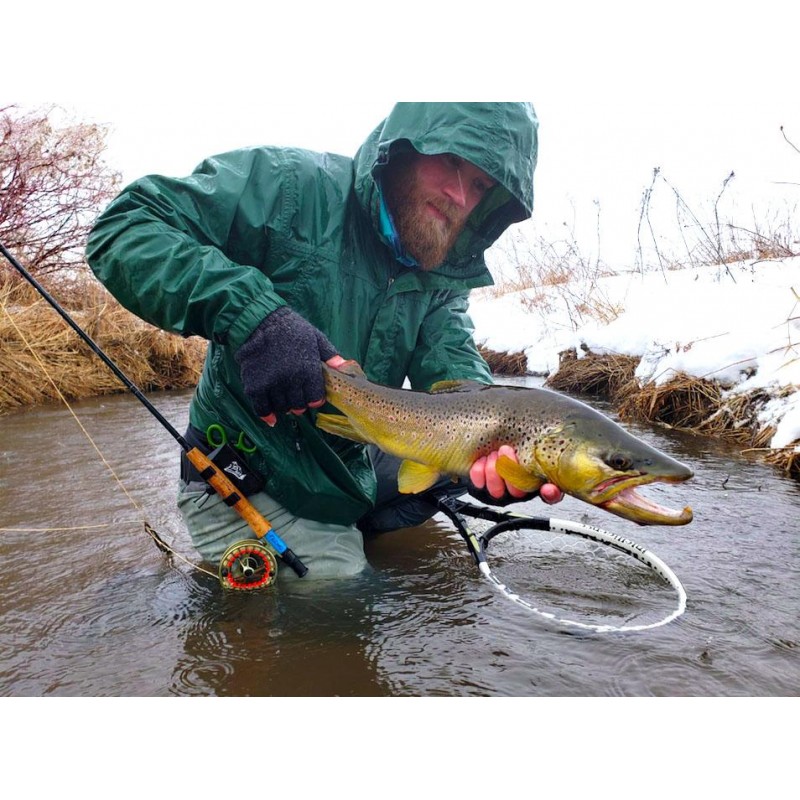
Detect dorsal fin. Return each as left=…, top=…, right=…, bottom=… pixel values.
left=429, top=379, right=486, bottom=394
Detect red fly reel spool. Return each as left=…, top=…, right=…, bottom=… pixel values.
left=218, top=540, right=278, bottom=590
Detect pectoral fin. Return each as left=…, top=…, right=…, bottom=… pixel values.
left=495, top=455, right=544, bottom=493
left=316, top=413, right=371, bottom=444
left=397, top=460, right=442, bottom=494
left=336, top=360, right=367, bottom=379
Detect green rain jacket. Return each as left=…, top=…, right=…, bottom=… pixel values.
left=86, top=102, right=539, bottom=525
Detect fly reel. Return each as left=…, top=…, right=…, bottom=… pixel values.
left=218, top=540, right=278, bottom=590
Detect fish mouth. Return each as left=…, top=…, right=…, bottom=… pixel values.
left=591, top=475, right=693, bottom=526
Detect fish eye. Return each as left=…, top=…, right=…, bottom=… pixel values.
left=605, top=453, right=633, bottom=471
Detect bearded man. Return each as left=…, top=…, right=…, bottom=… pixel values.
left=86, top=102, right=562, bottom=582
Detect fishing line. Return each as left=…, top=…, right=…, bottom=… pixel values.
left=433, top=495, right=687, bottom=634
left=2, top=296, right=145, bottom=510
left=0, top=523, right=138, bottom=532
left=0, top=288, right=217, bottom=577
left=1, top=241, right=307, bottom=586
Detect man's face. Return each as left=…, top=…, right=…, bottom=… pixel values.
left=381, top=151, right=496, bottom=270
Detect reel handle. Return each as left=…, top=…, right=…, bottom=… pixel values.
left=279, top=548, right=309, bottom=578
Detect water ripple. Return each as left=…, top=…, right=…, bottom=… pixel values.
left=2, top=392, right=799, bottom=696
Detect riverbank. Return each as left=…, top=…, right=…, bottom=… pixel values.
left=479, top=343, right=799, bottom=479
left=2, top=258, right=798, bottom=482
left=472, top=255, right=800, bottom=481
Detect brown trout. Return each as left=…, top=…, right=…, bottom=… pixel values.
left=316, top=362, right=694, bottom=526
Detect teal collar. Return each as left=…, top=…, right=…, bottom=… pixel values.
left=378, top=189, right=419, bottom=268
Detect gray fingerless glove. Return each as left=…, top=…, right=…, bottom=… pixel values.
left=235, top=306, right=338, bottom=418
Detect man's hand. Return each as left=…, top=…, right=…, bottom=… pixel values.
left=469, top=444, right=564, bottom=505
left=235, top=307, right=342, bottom=427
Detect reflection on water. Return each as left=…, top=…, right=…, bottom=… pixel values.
left=1, top=386, right=798, bottom=696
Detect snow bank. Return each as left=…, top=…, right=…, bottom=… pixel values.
left=470, top=256, right=800, bottom=450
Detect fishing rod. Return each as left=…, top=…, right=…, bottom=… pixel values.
left=0, top=240, right=307, bottom=586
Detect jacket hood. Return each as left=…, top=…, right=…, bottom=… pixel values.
left=353, top=102, right=539, bottom=272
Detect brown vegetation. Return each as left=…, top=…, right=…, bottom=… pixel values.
left=484, top=215, right=624, bottom=334
left=478, top=344, right=529, bottom=376
left=618, top=375, right=725, bottom=431
left=0, top=281, right=206, bottom=413
left=545, top=348, right=639, bottom=399
left=636, top=167, right=799, bottom=274
left=765, top=446, right=800, bottom=481
left=0, top=104, right=203, bottom=414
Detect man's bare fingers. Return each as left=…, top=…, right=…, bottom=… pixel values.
left=469, top=456, right=487, bottom=490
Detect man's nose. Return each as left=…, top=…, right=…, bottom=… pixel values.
left=442, top=169, right=467, bottom=208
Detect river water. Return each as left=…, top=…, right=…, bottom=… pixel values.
left=1, top=384, right=798, bottom=696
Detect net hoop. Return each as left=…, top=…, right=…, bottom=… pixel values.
left=432, top=496, right=687, bottom=634
left=478, top=515, right=687, bottom=633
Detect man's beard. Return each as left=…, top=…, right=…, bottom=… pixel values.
left=381, top=158, right=469, bottom=270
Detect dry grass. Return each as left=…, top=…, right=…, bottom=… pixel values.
left=484, top=223, right=624, bottom=332
left=548, top=348, right=783, bottom=448
left=478, top=344, right=529, bottom=376
left=618, top=374, right=725, bottom=431
left=764, top=447, right=800, bottom=480
left=546, top=348, right=639, bottom=400
left=694, top=388, right=778, bottom=443
left=0, top=280, right=206, bottom=413
left=635, top=167, right=799, bottom=274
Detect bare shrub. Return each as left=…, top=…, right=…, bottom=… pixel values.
left=0, top=105, right=121, bottom=281
left=488, top=206, right=623, bottom=331
left=0, top=105, right=208, bottom=412
left=725, top=213, right=800, bottom=262
left=636, top=166, right=799, bottom=276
